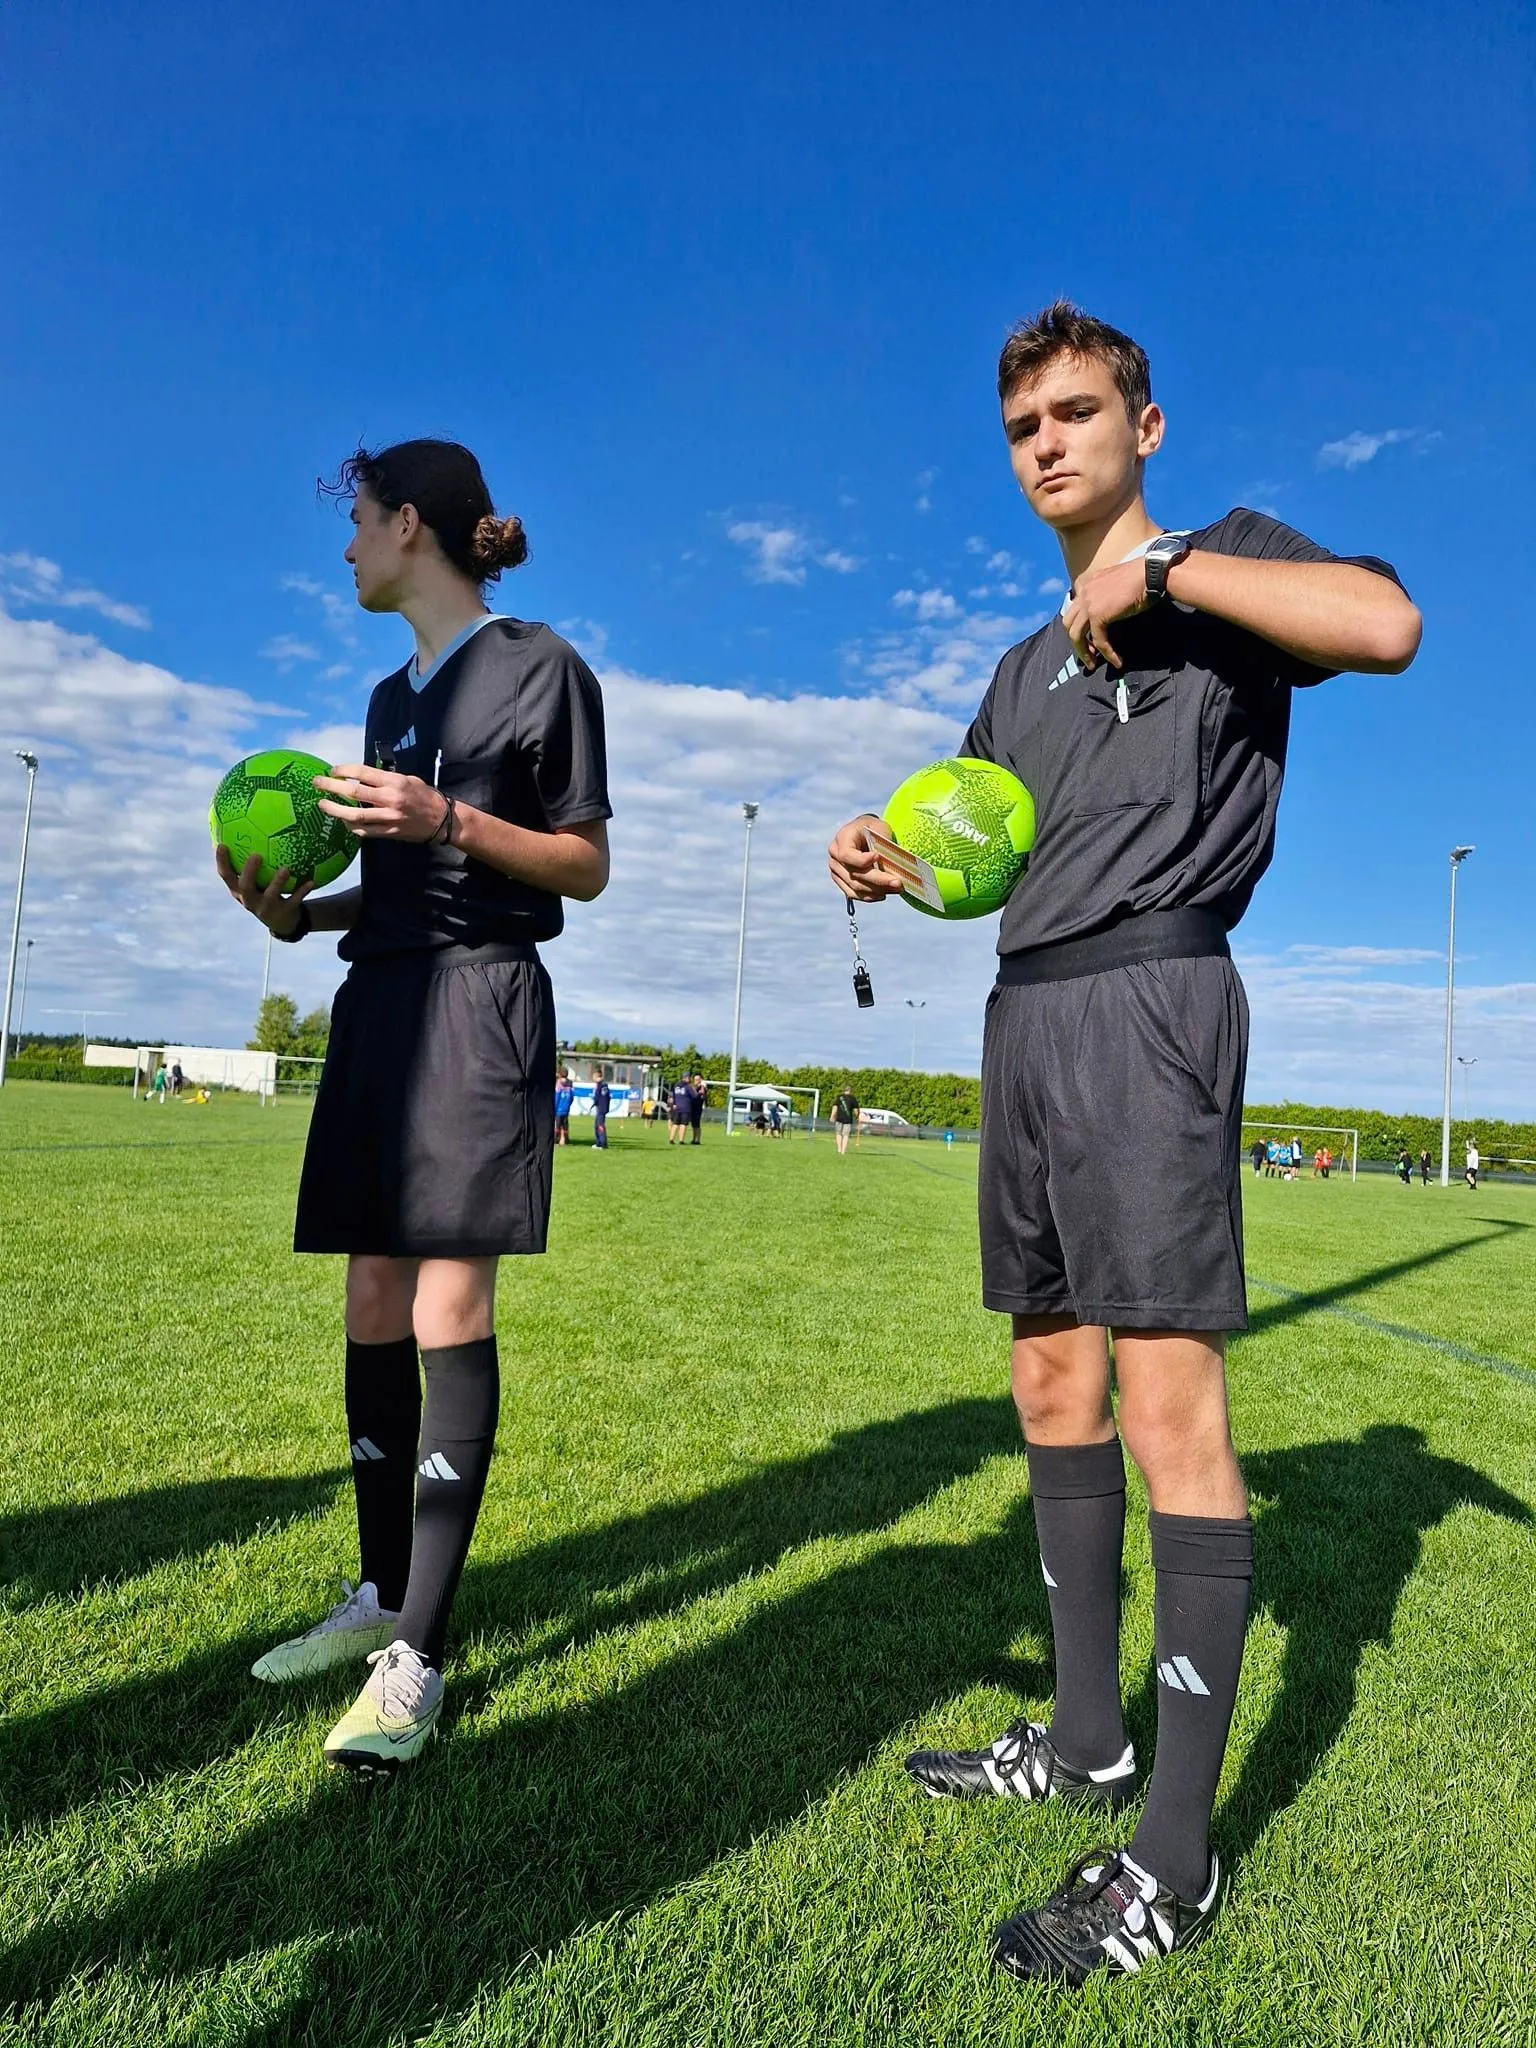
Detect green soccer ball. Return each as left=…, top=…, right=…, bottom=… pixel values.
left=884, top=757, right=1035, bottom=919
left=209, top=749, right=359, bottom=890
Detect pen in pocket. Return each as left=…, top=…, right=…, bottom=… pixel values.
left=433, top=749, right=443, bottom=788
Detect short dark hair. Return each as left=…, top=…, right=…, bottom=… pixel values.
left=996, top=301, right=1152, bottom=422
left=322, top=438, right=528, bottom=585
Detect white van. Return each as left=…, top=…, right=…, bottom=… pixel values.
left=858, top=1106, right=910, bottom=1129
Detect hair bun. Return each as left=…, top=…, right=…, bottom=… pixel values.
left=471, top=512, right=528, bottom=578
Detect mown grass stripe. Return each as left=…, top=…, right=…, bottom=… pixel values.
left=1246, top=1274, right=1536, bottom=1388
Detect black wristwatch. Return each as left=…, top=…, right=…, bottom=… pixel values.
left=272, top=903, right=311, bottom=944
left=1143, top=531, right=1192, bottom=601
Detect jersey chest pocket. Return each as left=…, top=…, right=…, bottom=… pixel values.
left=1072, top=668, right=1176, bottom=814
left=435, top=754, right=499, bottom=813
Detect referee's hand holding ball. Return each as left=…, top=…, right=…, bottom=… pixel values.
left=827, top=814, right=905, bottom=902
left=214, top=845, right=314, bottom=936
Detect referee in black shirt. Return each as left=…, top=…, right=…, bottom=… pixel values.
left=218, top=438, right=611, bottom=1773
left=829, top=304, right=1419, bottom=1985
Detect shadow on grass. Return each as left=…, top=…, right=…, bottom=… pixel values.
left=5, top=1404, right=1527, bottom=2045
left=0, top=1395, right=1024, bottom=1855
left=1118, top=1423, right=1531, bottom=1870
left=0, top=1471, right=348, bottom=1610
left=1245, top=1217, right=1532, bottom=1345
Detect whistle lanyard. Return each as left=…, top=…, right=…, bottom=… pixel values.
left=847, top=898, right=874, bottom=1007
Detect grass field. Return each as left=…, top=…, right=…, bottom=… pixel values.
left=2, top=1079, right=1534, bottom=2048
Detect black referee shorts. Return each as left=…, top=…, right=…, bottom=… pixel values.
left=979, top=953, right=1248, bottom=1331
left=295, top=949, right=555, bottom=1259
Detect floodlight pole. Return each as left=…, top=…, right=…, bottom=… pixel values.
left=0, top=751, right=40, bottom=1090
left=1439, top=845, right=1474, bottom=1187
left=904, top=998, right=926, bottom=1072
left=15, top=938, right=34, bottom=1058
left=261, top=926, right=274, bottom=1008
left=724, top=802, right=759, bottom=1136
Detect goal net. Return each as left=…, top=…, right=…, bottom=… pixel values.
left=1241, top=1120, right=1358, bottom=1181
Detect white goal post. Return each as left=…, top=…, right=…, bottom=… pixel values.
left=698, top=1076, right=822, bottom=1136
left=1241, top=1119, right=1358, bottom=1182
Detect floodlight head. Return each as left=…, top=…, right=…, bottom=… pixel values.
left=742, top=801, right=760, bottom=823
left=1450, top=844, right=1474, bottom=863
left=15, top=751, right=37, bottom=771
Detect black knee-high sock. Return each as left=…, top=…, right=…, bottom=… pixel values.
left=1130, top=1512, right=1254, bottom=1901
left=345, top=1336, right=420, bottom=1612
left=1025, top=1438, right=1129, bottom=1770
left=394, top=1337, right=500, bottom=1669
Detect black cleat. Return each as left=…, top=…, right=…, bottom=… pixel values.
left=993, top=1847, right=1223, bottom=1988
left=905, top=1718, right=1136, bottom=1806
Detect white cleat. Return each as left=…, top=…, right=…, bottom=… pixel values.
left=324, top=1639, right=444, bottom=1774
left=251, top=1580, right=400, bottom=1685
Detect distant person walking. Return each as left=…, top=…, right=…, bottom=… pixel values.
left=832, top=1086, right=859, bottom=1156
left=668, top=1077, right=693, bottom=1146
left=591, top=1070, right=610, bottom=1150
left=1419, top=1148, right=1431, bottom=1186
left=1249, top=1138, right=1266, bottom=1177
left=554, top=1071, right=574, bottom=1146
left=1465, top=1139, right=1480, bottom=1191
left=689, top=1073, right=707, bottom=1145
left=1397, top=1146, right=1413, bottom=1185
left=170, top=1060, right=185, bottom=1099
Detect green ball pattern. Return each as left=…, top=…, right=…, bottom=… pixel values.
left=209, top=749, right=359, bottom=890
left=884, top=757, right=1035, bottom=920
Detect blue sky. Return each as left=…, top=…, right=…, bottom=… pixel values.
left=1, top=0, right=1533, bottom=1111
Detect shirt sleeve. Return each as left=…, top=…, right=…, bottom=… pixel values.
left=1201, top=507, right=1408, bottom=686
left=958, top=657, right=1003, bottom=762
left=517, top=632, right=613, bottom=827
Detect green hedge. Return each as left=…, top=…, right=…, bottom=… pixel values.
left=3, top=1062, right=135, bottom=1088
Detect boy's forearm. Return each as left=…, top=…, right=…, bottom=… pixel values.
left=306, top=887, right=362, bottom=933
left=1165, top=551, right=1422, bottom=673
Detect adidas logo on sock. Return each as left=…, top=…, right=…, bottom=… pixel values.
left=418, top=1451, right=461, bottom=1482
left=1157, top=1655, right=1210, bottom=1695
left=350, top=1437, right=384, bottom=1462
left=1041, top=1560, right=1059, bottom=1588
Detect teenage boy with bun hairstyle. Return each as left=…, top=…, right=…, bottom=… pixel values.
left=217, top=437, right=611, bottom=1772
left=828, top=305, right=1419, bottom=1984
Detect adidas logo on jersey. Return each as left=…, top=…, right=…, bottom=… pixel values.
left=418, top=1451, right=461, bottom=1482
left=1157, top=1654, right=1210, bottom=1695
left=391, top=725, right=418, bottom=754
left=350, top=1437, right=384, bottom=1462
left=1048, top=654, right=1082, bottom=693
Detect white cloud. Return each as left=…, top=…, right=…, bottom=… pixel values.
left=893, top=588, right=960, bottom=623
left=914, top=468, right=936, bottom=513
left=727, top=521, right=810, bottom=586
left=986, top=551, right=1014, bottom=575
left=261, top=635, right=322, bottom=668
left=8, top=597, right=1529, bottom=1111
left=1038, top=576, right=1066, bottom=596
left=1316, top=427, right=1440, bottom=471
left=279, top=572, right=360, bottom=648
left=964, top=536, right=990, bottom=556
left=1, top=552, right=150, bottom=631
left=726, top=522, right=861, bottom=586
left=858, top=592, right=1043, bottom=711
left=1235, top=942, right=1536, bottom=1115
